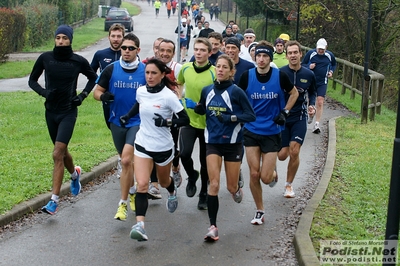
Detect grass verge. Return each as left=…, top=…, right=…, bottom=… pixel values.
left=0, top=1, right=141, bottom=215
left=0, top=92, right=116, bottom=215
left=0, top=1, right=141, bottom=79
left=310, top=86, right=396, bottom=261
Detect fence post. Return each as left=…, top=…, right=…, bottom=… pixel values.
left=361, top=76, right=370, bottom=123
left=341, top=63, right=347, bottom=95
left=377, top=80, right=384, bottom=115
left=369, top=79, right=378, bottom=121
left=350, top=68, right=356, bottom=100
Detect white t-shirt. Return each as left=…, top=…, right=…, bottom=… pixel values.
left=135, top=85, right=183, bottom=152
left=239, top=44, right=252, bottom=62
left=192, top=27, right=202, bottom=38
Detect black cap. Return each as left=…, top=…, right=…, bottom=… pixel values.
left=225, top=37, right=240, bottom=49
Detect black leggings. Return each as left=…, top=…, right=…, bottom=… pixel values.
left=179, top=125, right=208, bottom=194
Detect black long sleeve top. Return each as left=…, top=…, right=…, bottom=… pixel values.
left=29, top=49, right=97, bottom=112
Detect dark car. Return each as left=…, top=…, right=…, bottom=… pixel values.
left=104, top=9, right=134, bottom=32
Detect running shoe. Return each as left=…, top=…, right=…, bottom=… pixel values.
left=251, top=211, right=265, bottom=225
left=147, top=183, right=162, bottom=200
left=269, top=169, right=278, bottom=188
left=232, top=188, right=243, bottom=203
left=166, top=189, right=178, bottom=213
left=238, top=169, right=244, bottom=188
left=197, top=192, right=208, bottom=210
left=313, top=122, right=321, bottom=134
left=114, top=202, right=128, bottom=221
left=172, top=170, right=182, bottom=188
left=284, top=185, right=295, bottom=198
left=41, top=200, right=58, bottom=215
left=186, top=170, right=199, bottom=197
left=204, top=225, right=219, bottom=242
left=70, top=166, right=82, bottom=196
left=129, top=193, right=136, bottom=212
left=117, top=158, right=122, bottom=179
left=308, top=113, right=314, bottom=124
left=130, top=222, right=148, bottom=241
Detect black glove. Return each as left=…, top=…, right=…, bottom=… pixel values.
left=153, top=113, right=168, bottom=127
left=216, top=113, right=230, bottom=123
left=100, top=91, right=114, bottom=103
left=42, top=89, right=55, bottom=101
left=273, top=110, right=288, bottom=125
left=194, top=103, right=205, bottom=115
left=72, top=93, right=87, bottom=106
left=119, top=115, right=129, bottom=127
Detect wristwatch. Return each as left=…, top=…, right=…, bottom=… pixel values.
left=231, top=115, right=238, bottom=122
left=166, top=118, right=172, bottom=127
left=283, top=109, right=290, bottom=116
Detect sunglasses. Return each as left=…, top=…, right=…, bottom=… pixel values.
left=121, top=45, right=137, bottom=51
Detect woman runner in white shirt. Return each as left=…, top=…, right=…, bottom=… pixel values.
left=120, top=58, right=189, bottom=242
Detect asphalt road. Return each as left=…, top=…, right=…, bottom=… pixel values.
left=0, top=1, right=348, bottom=265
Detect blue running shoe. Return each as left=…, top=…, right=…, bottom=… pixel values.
left=70, top=166, right=82, bottom=196
left=167, top=188, right=178, bottom=213
left=130, top=222, right=148, bottom=241
left=42, top=200, right=58, bottom=215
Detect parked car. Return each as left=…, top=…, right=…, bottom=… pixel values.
left=104, top=9, right=134, bottom=32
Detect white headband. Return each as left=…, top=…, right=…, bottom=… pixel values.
left=244, top=33, right=256, bottom=37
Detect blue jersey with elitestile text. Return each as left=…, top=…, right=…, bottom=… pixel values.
left=108, top=62, right=145, bottom=127
left=244, top=68, right=286, bottom=136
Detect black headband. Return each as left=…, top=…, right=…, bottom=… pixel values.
left=255, top=46, right=273, bottom=61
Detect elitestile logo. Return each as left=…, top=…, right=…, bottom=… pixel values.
left=319, top=240, right=398, bottom=265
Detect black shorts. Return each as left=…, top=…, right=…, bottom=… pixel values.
left=243, top=128, right=281, bottom=153
left=45, top=109, right=77, bottom=145
left=317, top=84, right=328, bottom=97
left=110, top=124, right=139, bottom=155
left=135, top=144, right=174, bottom=166
left=281, top=118, right=307, bottom=147
left=206, top=143, right=243, bottom=162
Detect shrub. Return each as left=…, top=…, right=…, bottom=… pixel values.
left=0, top=8, right=26, bottom=61
left=15, top=3, right=59, bottom=48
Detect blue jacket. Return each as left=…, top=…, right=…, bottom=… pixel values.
left=301, top=49, right=336, bottom=86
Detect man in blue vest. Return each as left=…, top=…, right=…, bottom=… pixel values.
left=302, top=38, right=336, bottom=133
left=93, top=33, right=146, bottom=222
left=238, top=40, right=298, bottom=225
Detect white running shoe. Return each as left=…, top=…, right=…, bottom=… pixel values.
left=284, top=185, right=295, bottom=198
left=313, top=122, right=321, bottom=134
left=251, top=211, right=265, bottom=225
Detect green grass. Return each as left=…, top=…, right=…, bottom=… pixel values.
left=0, top=92, right=117, bottom=214
left=0, top=1, right=141, bottom=215
left=0, top=1, right=141, bottom=80
left=0, top=60, right=36, bottom=79
left=310, top=85, right=396, bottom=260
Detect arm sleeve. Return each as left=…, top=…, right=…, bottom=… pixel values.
left=301, top=50, right=311, bottom=67
left=125, top=102, right=140, bottom=118
left=237, top=71, right=249, bottom=91
left=28, top=54, right=46, bottom=97
left=234, top=87, right=256, bottom=123
left=308, top=74, right=317, bottom=106
left=172, top=109, right=190, bottom=127
left=194, top=89, right=206, bottom=115
left=90, top=53, right=99, bottom=73
left=96, top=64, right=114, bottom=90
left=279, top=71, right=294, bottom=94
left=330, top=52, right=337, bottom=72
left=80, top=57, right=98, bottom=96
